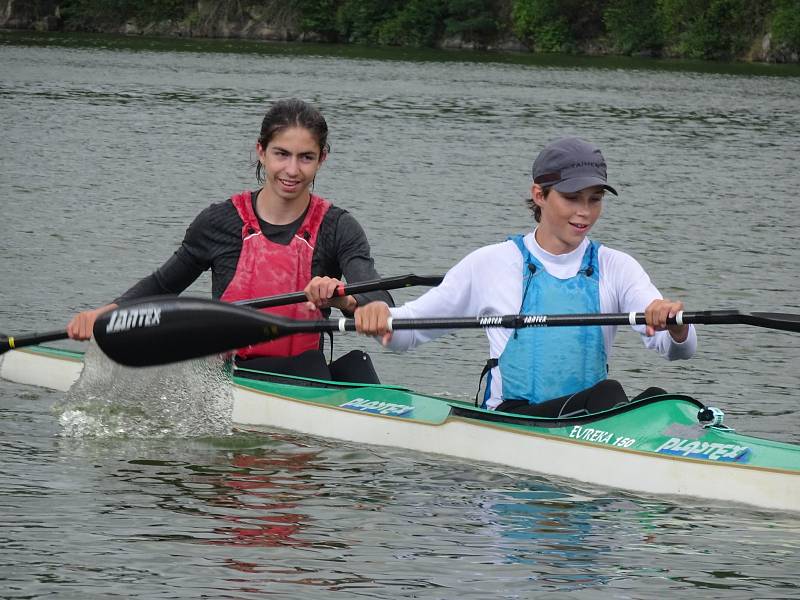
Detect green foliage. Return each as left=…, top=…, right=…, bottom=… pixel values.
left=444, top=0, right=499, bottom=42
left=334, top=0, right=497, bottom=47
left=24, top=0, right=61, bottom=19
left=657, top=0, right=772, bottom=59
left=31, top=0, right=800, bottom=61
left=511, top=0, right=606, bottom=52
left=604, top=0, right=663, bottom=54
left=772, top=0, right=800, bottom=50
left=60, top=0, right=190, bottom=29
left=133, top=0, right=189, bottom=23
left=59, top=0, right=127, bottom=28
left=377, top=0, right=447, bottom=46
left=656, top=0, right=697, bottom=41
left=297, top=0, right=340, bottom=38
left=336, top=0, right=404, bottom=44
left=512, top=0, right=568, bottom=51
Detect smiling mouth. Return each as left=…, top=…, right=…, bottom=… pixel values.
left=278, top=178, right=300, bottom=187
left=571, top=222, right=589, bottom=230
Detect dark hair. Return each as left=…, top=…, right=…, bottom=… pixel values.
left=255, top=99, right=330, bottom=183
left=526, top=185, right=551, bottom=223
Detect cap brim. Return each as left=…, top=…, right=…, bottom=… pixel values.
left=554, top=177, right=618, bottom=196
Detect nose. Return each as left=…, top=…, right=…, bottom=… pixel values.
left=575, top=198, right=591, bottom=215
left=285, top=157, right=300, bottom=175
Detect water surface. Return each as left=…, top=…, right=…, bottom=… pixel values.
left=1, top=33, right=799, bottom=598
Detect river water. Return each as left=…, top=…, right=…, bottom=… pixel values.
left=1, top=32, right=799, bottom=598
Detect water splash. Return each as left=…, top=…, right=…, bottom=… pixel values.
left=54, top=342, right=234, bottom=438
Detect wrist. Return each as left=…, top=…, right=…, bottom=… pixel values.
left=669, top=325, right=689, bottom=343
left=333, top=295, right=358, bottom=314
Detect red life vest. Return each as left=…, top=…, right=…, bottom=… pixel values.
left=220, top=191, right=331, bottom=359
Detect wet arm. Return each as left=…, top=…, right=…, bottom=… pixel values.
left=67, top=206, right=218, bottom=340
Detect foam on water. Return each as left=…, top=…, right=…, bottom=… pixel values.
left=54, top=342, right=234, bottom=438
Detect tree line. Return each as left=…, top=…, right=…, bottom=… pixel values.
left=24, top=0, right=800, bottom=61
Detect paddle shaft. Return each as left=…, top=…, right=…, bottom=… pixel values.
left=291, top=309, right=800, bottom=335
left=236, top=274, right=442, bottom=309
left=1, top=330, right=69, bottom=355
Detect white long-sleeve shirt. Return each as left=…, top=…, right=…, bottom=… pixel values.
left=384, top=232, right=697, bottom=408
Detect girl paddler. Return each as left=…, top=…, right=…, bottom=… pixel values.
left=68, top=99, right=391, bottom=382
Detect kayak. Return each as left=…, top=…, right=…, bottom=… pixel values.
left=2, top=344, right=799, bottom=512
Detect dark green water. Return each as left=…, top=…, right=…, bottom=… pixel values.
left=1, top=32, right=799, bottom=599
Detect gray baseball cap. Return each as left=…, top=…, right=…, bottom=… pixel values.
left=532, top=137, right=618, bottom=195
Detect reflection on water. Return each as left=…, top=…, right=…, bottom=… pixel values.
left=479, top=490, right=612, bottom=591
left=0, top=409, right=797, bottom=598
left=203, top=447, right=322, bottom=549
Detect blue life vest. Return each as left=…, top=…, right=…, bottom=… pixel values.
left=498, top=235, right=607, bottom=404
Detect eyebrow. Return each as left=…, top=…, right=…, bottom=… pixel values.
left=271, top=145, right=318, bottom=157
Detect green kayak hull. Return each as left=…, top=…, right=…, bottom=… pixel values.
left=3, top=345, right=799, bottom=511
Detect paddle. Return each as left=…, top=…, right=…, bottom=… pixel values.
left=92, top=296, right=800, bottom=367
left=236, top=273, right=442, bottom=309
left=0, top=274, right=444, bottom=357
left=0, top=330, right=74, bottom=355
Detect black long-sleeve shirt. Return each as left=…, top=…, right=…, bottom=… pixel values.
left=115, top=191, right=393, bottom=314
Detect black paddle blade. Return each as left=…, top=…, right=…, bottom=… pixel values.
left=93, top=296, right=297, bottom=367
left=747, top=312, right=800, bottom=333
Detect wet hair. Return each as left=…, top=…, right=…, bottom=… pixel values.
left=255, top=99, right=330, bottom=183
left=526, top=185, right=551, bottom=223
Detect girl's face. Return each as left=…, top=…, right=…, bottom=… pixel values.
left=532, top=184, right=604, bottom=254
left=256, top=126, right=326, bottom=204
